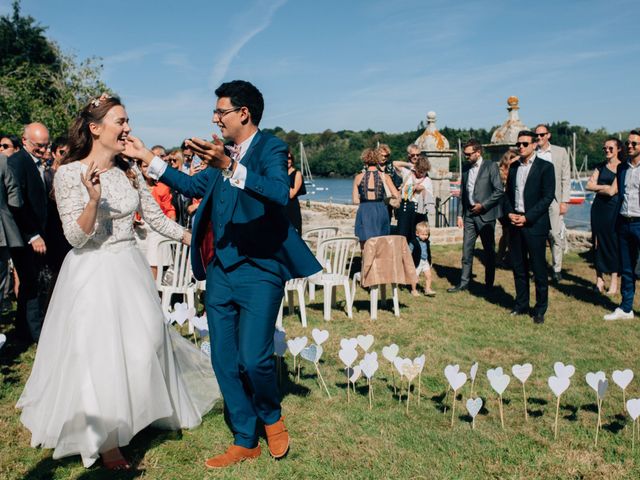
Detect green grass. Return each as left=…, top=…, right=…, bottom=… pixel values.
left=1, top=246, right=640, bottom=479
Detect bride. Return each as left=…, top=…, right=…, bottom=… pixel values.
left=16, top=94, right=220, bottom=470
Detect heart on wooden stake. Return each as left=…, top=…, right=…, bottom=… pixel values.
left=394, top=357, right=412, bottom=377
left=382, top=344, right=399, bottom=363
left=311, top=328, right=329, bottom=346
left=414, top=355, right=426, bottom=373
left=466, top=398, right=483, bottom=418
left=274, top=329, right=287, bottom=357
left=339, top=347, right=358, bottom=368
left=171, top=302, right=196, bottom=326
left=348, top=365, right=362, bottom=383
left=444, top=364, right=461, bottom=386
left=287, top=336, right=308, bottom=357
left=548, top=375, right=570, bottom=397
left=301, top=344, right=323, bottom=364
left=586, top=371, right=606, bottom=393
left=626, top=398, right=640, bottom=420
left=401, top=363, right=421, bottom=382
left=612, top=369, right=634, bottom=390
left=191, top=315, right=209, bottom=337
left=448, top=371, right=467, bottom=391
left=360, top=352, right=379, bottom=379
left=340, top=338, right=358, bottom=351
left=486, top=367, right=504, bottom=384
left=554, top=362, right=575, bottom=379
left=489, top=372, right=510, bottom=395
left=512, top=363, right=533, bottom=384
left=356, top=334, right=374, bottom=352
left=470, top=362, right=478, bottom=382
left=597, top=379, right=608, bottom=400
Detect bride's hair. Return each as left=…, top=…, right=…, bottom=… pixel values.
left=63, top=94, right=137, bottom=187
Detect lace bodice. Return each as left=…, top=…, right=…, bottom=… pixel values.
left=54, top=162, right=184, bottom=251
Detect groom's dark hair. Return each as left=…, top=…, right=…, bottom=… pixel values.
left=215, top=80, right=264, bottom=126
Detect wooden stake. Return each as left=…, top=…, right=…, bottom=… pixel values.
left=391, top=368, right=397, bottom=396
left=554, top=396, right=560, bottom=440
left=346, top=369, right=350, bottom=403
left=406, top=380, right=411, bottom=414
left=633, top=419, right=636, bottom=453
left=399, top=378, right=403, bottom=405
left=368, top=378, right=373, bottom=410
left=623, top=389, right=627, bottom=414
left=498, top=394, right=505, bottom=429
left=523, top=383, right=528, bottom=422
left=472, top=415, right=476, bottom=430
left=315, top=364, right=331, bottom=398
left=450, top=389, right=457, bottom=427
left=296, top=361, right=301, bottom=383
left=595, top=399, right=602, bottom=447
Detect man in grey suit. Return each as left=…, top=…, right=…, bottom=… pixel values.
left=0, top=153, right=23, bottom=311
left=535, top=124, right=571, bottom=283
left=448, top=139, right=504, bottom=292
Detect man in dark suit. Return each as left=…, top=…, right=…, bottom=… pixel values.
left=448, top=139, right=503, bottom=292
left=504, top=131, right=555, bottom=323
left=604, top=129, right=640, bottom=321
left=8, top=122, right=49, bottom=342
left=136, top=80, right=321, bottom=468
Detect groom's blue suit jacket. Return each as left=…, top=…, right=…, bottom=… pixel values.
left=160, top=130, right=321, bottom=281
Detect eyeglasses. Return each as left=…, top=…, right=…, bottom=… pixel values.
left=26, top=138, right=50, bottom=149
left=626, top=141, right=639, bottom=148
left=213, top=106, right=242, bottom=118
left=515, top=142, right=531, bottom=148
left=463, top=151, right=477, bottom=157
left=0, top=143, right=12, bottom=149
left=602, top=146, right=615, bottom=153
left=535, top=132, right=548, bottom=138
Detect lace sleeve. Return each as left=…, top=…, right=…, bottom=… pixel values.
left=134, top=167, right=184, bottom=241
left=54, top=164, right=95, bottom=248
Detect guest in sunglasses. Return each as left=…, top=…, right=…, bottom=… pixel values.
left=604, top=130, right=640, bottom=320
left=0, top=134, right=21, bottom=157
left=504, top=131, right=555, bottom=324
left=586, top=138, right=623, bottom=294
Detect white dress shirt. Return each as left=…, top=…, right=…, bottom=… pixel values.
left=536, top=145, right=552, bottom=163
left=621, top=161, right=640, bottom=217
left=514, top=154, right=535, bottom=212
left=466, top=157, right=482, bottom=205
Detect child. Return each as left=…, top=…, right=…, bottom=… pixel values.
left=409, top=221, right=435, bottom=296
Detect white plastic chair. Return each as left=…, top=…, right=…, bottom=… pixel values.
left=156, top=240, right=196, bottom=331
left=303, top=226, right=340, bottom=300
left=351, top=272, right=399, bottom=321
left=307, top=236, right=358, bottom=321
left=275, top=277, right=308, bottom=329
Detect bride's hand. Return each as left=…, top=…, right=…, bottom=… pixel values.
left=124, top=135, right=154, bottom=165
left=181, top=230, right=192, bottom=246
left=80, top=161, right=104, bottom=203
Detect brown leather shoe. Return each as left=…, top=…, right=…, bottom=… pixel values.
left=204, top=445, right=261, bottom=469
left=264, top=417, right=290, bottom=458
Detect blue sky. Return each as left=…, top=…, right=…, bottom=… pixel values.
left=2, top=0, right=637, bottom=147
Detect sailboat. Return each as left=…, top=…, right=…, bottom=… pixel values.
left=299, top=141, right=327, bottom=194
left=568, top=133, right=586, bottom=205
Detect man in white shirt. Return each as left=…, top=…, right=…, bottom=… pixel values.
left=448, top=139, right=503, bottom=292
left=605, top=129, right=640, bottom=320
left=535, top=124, right=571, bottom=283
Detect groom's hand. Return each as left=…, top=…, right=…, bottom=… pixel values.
left=187, top=135, right=233, bottom=170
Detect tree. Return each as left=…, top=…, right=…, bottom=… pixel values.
left=0, top=1, right=108, bottom=137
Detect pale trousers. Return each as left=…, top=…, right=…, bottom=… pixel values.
left=548, top=199, right=565, bottom=273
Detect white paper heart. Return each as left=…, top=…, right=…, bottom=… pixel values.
left=171, top=302, right=196, bottom=326
left=554, top=362, right=575, bottom=379
left=449, top=371, right=468, bottom=391
left=311, top=328, right=329, bottom=345
left=586, top=371, right=606, bottom=393
left=597, top=379, right=608, bottom=400
left=273, top=329, right=287, bottom=357
left=626, top=398, right=640, bottom=420
left=200, top=341, right=211, bottom=356
left=444, top=364, right=461, bottom=386
left=470, top=362, right=478, bottom=381
left=356, top=334, right=374, bottom=352
left=360, top=352, right=379, bottom=379
left=301, top=344, right=323, bottom=364
left=490, top=373, right=510, bottom=395
left=382, top=344, right=399, bottom=363
left=191, top=315, right=209, bottom=337
left=394, top=357, right=412, bottom=377
left=548, top=375, right=570, bottom=397
left=512, top=363, right=533, bottom=384
left=339, top=347, right=358, bottom=368
left=0, top=333, right=5, bottom=351
left=348, top=365, right=362, bottom=383
left=287, top=336, right=308, bottom=357
left=466, top=397, right=483, bottom=418
left=486, top=367, right=504, bottom=384
left=401, top=363, right=421, bottom=382
left=612, top=369, right=634, bottom=390
left=340, top=338, right=358, bottom=351
left=413, top=354, right=426, bottom=373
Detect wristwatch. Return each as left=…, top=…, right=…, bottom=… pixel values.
left=221, top=157, right=236, bottom=179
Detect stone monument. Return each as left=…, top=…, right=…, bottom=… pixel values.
left=485, top=96, right=528, bottom=162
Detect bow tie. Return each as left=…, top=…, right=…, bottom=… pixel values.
left=225, top=144, right=241, bottom=161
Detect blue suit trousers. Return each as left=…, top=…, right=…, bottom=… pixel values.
left=618, top=221, right=640, bottom=313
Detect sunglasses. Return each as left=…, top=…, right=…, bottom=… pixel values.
left=463, top=152, right=474, bottom=157
left=408, top=153, right=421, bottom=158
left=515, top=142, right=531, bottom=148
left=0, top=143, right=12, bottom=149
left=602, top=146, right=615, bottom=153
left=626, top=141, right=639, bottom=148
left=535, top=133, right=548, bottom=138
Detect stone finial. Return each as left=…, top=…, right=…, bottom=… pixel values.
left=507, top=96, right=519, bottom=110
left=415, top=110, right=449, bottom=151
left=490, top=96, right=527, bottom=145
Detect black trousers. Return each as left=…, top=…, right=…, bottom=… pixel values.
left=459, top=215, right=496, bottom=287
left=509, top=226, right=549, bottom=316
left=10, top=246, right=45, bottom=342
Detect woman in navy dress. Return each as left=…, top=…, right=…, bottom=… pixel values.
left=587, top=138, right=623, bottom=294
left=352, top=148, right=398, bottom=247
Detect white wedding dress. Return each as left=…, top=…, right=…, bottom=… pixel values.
left=16, top=162, right=220, bottom=467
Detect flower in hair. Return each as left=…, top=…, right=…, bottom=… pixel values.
left=90, top=93, right=112, bottom=108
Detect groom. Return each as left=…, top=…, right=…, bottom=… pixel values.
left=141, top=80, right=321, bottom=468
